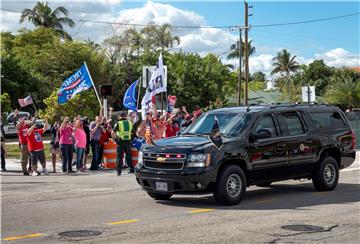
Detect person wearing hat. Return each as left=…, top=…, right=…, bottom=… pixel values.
left=112, top=112, right=133, bottom=176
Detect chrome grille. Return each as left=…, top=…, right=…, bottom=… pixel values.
left=143, top=153, right=186, bottom=170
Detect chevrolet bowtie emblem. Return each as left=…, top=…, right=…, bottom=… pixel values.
left=156, top=157, right=166, bottom=162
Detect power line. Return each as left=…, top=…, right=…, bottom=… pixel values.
left=251, top=12, right=360, bottom=28
left=2, top=8, right=359, bottom=30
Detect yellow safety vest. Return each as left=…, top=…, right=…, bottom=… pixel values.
left=116, top=120, right=133, bottom=141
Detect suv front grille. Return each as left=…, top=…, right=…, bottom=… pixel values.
left=143, top=153, right=186, bottom=170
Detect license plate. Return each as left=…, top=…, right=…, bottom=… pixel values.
left=155, top=182, right=168, bottom=192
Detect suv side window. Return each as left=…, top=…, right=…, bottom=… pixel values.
left=254, top=115, right=278, bottom=137
left=282, top=112, right=305, bottom=136
left=309, top=111, right=346, bottom=129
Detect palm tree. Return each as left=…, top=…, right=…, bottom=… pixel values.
left=227, top=39, right=255, bottom=62
left=271, top=49, right=300, bottom=97
left=19, top=1, right=75, bottom=40
left=326, top=75, right=360, bottom=107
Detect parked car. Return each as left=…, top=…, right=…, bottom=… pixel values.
left=2, top=112, right=49, bottom=138
left=135, top=104, right=356, bottom=205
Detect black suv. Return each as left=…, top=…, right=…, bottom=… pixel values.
left=135, top=105, right=356, bottom=205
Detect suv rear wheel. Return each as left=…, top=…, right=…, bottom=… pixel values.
left=147, top=192, right=173, bottom=200
left=312, top=156, right=339, bottom=191
left=214, top=165, right=246, bottom=206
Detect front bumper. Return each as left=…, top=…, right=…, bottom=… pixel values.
left=135, top=167, right=217, bottom=193
left=340, top=150, right=356, bottom=169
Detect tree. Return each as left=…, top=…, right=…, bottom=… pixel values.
left=302, top=60, right=335, bottom=96
left=19, top=1, right=75, bottom=40
left=39, top=90, right=100, bottom=124
left=0, top=93, right=11, bottom=113
left=325, top=73, right=360, bottom=107
left=250, top=71, right=266, bottom=82
left=227, top=40, right=256, bottom=61
left=271, top=49, right=300, bottom=98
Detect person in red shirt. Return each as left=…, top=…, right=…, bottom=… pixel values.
left=165, top=114, right=180, bottom=138
left=27, top=121, right=49, bottom=176
left=16, top=118, right=31, bottom=175
left=98, top=122, right=112, bottom=168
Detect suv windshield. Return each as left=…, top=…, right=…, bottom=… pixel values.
left=183, top=112, right=248, bottom=137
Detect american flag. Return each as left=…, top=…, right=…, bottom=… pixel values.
left=18, top=95, right=33, bottom=107
left=145, top=120, right=154, bottom=144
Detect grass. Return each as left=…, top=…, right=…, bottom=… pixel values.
left=6, top=144, right=53, bottom=161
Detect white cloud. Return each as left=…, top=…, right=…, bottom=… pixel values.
left=314, top=48, right=360, bottom=67
left=115, top=1, right=236, bottom=56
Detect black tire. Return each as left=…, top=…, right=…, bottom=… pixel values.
left=256, top=182, right=272, bottom=187
left=312, top=156, right=339, bottom=191
left=213, top=165, right=246, bottom=206
left=146, top=191, right=173, bottom=200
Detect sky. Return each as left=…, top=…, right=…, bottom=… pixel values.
left=1, top=0, right=359, bottom=75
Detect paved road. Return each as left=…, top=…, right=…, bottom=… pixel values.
left=1, top=161, right=359, bottom=243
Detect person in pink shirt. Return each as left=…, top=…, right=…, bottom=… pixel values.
left=60, top=116, right=74, bottom=173
left=73, top=118, right=87, bottom=172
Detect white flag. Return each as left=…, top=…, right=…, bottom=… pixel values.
left=141, top=53, right=166, bottom=117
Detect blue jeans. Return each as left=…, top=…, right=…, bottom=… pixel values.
left=76, top=147, right=85, bottom=170
left=60, top=144, right=73, bottom=172
left=90, top=139, right=100, bottom=170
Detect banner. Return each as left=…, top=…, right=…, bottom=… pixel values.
left=57, top=63, right=94, bottom=104
left=141, top=53, right=166, bottom=117
left=18, top=95, right=33, bottom=107
left=123, top=79, right=139, bottom=111
left=167, top=95, right=177, bottom=112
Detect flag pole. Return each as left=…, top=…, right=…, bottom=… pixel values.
left=136, top=77, right=142, bottom=112
left=29, top=93, right=38, bottom=115
left=84, top=61, right=102, bottom=106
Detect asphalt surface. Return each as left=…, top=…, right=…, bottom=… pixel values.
left=1, top=159, right=359, bottom=244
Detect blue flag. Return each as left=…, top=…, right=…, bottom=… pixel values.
left=123, top=79, right=139, bottom=111
left=57, top=63, right=94, bottom=104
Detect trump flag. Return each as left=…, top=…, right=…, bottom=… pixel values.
left=57, top=63, right=94, bottom=104
left=123, top=79, right=139, bottom=111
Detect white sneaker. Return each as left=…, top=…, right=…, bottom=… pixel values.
left=42, top=168, right=49, bottom=175
left=32, top=171, right=39, bottom=176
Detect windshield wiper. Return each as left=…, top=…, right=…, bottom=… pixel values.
left=182, top=132, right=207, bottom=136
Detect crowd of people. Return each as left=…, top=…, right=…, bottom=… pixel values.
left=1, top=105, right=203, bottom=176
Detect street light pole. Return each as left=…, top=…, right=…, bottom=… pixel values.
left=244, top=1, right=249, bottom=105
left=238, top=28, right=242, bottom=106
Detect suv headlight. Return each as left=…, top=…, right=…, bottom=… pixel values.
left=137, top=151, right=143, bottom=168
left=187, top=153, right=211, bottom=168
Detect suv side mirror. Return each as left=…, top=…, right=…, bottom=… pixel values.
left=252, top=128, right=272, bottom=141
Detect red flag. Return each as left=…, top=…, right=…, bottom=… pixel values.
left=18, top=95, right=33, bottom=107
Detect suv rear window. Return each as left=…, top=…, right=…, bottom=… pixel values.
left=309, top=111, right=346, bottom=129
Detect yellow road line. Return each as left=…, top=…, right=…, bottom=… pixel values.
left=188, top=208, right=215, bottom=214
left=2, top=233, right=44, bottom=241
left=255, top=198, right=278, bottom=204
left=108, top=219, right=140, bottom=225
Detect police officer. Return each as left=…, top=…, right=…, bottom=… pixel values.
left=112, top=112, right=133, bottom=176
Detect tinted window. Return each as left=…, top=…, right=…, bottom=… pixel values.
left=310, top=111, right=346, bottom=129
left=283, top=112, right=305, bottom=135
left=254, top=116, right=277, bottom=137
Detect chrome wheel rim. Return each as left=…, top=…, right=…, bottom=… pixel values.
left=226, top=174, right=242, bottom=197
left=324, top=164, right=336, bottom=185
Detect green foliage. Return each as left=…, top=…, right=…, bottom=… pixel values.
left=302, top=60, right=335, bottom=96
left=271, top=49, right=300, bottom=76
left=39, top=90, right=100, bottom=124
left=324, top=73, right=360, bottom=107
left=250, top=71, right=266, bottom=83
left=1, top=28, right=108, bottom=110
left=275, top=76, right=301, bottom=103
left=249, top=81, right=266, bottom=92
left=1, top=93, right=11, bottom=113
left=19, top=1, right=75, bottom=40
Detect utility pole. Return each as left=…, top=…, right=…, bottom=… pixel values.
left=237, top=28, right=242, bottom=106
left=244, top=1, right=249, bottom=105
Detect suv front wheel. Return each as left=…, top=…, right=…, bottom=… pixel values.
left=312, top=156, right=339, bottom=191
left=214, top=165, right=246, bottom=206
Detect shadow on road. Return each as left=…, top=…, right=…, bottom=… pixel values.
left=157, top=182, right=360, bottom=210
